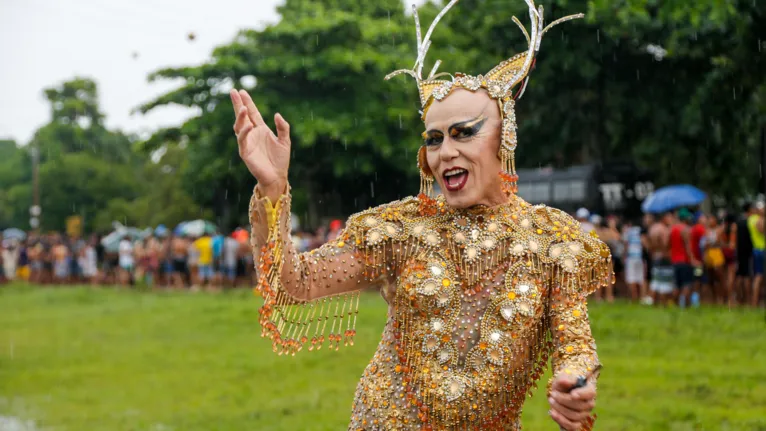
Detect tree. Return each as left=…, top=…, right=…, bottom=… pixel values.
left=588, top=0, right=765, bottom=198
left=140, top=0, right=422, bottom=228
left=0, top=139, right=31, bottom=229
left=440, top=0, right=764, bottom=199
left=91, top=145, right=213, bottom=231
left=37, top=152, right=139, bottom=232
left=2, top=77, right=204, bottom=233
left=141, top=0, right=764, bottom=221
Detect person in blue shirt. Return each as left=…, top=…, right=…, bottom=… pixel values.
left=211, top=233, right=224, bottom=288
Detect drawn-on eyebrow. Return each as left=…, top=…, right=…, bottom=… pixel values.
left=448, top=115, right=486, bottom=135
left=425, top=115, right=486, bottom=136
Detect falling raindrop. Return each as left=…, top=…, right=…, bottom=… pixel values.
left=316, top=35, right=319, bottom=46
left=636, top=70, right=640, bottom=81
left=310, top=111, right=314, bottom=121
left=225, top=189, right=229, bottom=200
left=596, top=30, right=600, bottom=43
left=370, top=182, right=375, bottom=198
left=733, top=87, right=736, bottom=100
left=399, top=114, right=403, bottom=129
left=344, top=138, right=348, bottom=150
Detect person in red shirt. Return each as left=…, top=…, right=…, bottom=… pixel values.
left=690, top=213, right=707, bottom=262
left=689, top=212, right=708, bottom=305
left=669, top=208, right=699, bottom=307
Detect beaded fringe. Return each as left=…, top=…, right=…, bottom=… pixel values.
left=389, top=249, right=611, bottom=429
left=250, top=190, right=612, bottom=429
left=252, top=198, right=362, bottom=355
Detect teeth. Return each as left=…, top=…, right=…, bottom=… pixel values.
left=444, top=168, right=467, bottom=177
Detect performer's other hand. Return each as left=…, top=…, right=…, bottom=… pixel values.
left=230, top=89, right=290, bottom=202
left=548, top=374, right=596, bottom=431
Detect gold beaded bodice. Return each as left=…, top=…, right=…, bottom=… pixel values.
left=249, top=188, right=612, bottom=430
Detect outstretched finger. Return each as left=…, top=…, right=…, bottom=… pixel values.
left=230, top=89, right=243, bottom=117
left=239, top=90, right=265, bottom=127
left=233, top=106, right=251, bottom=135
left=274, top=113, right=291, bottom=147
left=236, top=122, right=254, bottom=152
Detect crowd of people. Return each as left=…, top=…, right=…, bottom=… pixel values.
left=2, top=204, right=764, bottom=307
left=576, top=201, right=765, bottom=308
left=0, top=230, right=256, bottom=291
left=0, top=217, right=350, bottom=291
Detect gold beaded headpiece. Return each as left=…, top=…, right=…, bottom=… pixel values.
left=386, top=0, right=583, bottom=195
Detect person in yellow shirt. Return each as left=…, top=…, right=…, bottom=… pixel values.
left=747, top=202, right=765, bottom=307
left=193, top=234, right=215, bottom=289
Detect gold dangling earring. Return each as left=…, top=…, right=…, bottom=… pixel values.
left=417, top=146, right=438, bottom=215
left=420, top=170, right=435, bottom=198
left=499, top=134, right=518, bottom=195
left=417, top=146, right=435, bottom=198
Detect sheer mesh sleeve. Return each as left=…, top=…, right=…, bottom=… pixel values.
left=545, top=233, right=612, bottom=430
left=249, top=185, right=411, bottom=355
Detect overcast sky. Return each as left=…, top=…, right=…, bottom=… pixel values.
left=0, top=0, right=284, bottom=144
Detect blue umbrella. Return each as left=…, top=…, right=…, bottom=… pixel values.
left=3, top=228, right=26, bottom=241
left=173, top=222, right=187, bottom=236
left=641, top=185, right=706, bottom=214
left=155, top=224, right=168, bottom=237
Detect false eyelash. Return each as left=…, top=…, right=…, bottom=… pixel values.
left=424, top=135, right=444, bottom=147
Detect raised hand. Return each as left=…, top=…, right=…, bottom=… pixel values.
left=230, top=89, right=290, bottom=202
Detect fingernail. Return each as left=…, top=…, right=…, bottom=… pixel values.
left=548, top=397, right=555, bottom=405
left=548, top=410, right=552, bottom=416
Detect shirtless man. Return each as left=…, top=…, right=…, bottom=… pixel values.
left=170, top=234, right=189, bottom=290
left=648, top=212, right=674, bottom=305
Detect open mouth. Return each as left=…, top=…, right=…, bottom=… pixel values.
left=443, top=167, right=469, bottom=192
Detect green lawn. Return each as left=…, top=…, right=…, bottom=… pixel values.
left=1, top=284, right=765, bottom=431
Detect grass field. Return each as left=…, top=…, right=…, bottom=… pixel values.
left=1, top=284, right=765, bottom=431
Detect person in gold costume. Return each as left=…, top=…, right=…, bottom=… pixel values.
left=230, top=1, right=613, bottom=429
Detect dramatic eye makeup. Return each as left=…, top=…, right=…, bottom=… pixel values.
left=423, top=115, right=487, bottom=147
left=448, top=115, right=487, bottom=139
left=423, top=130, right=444, bottom=147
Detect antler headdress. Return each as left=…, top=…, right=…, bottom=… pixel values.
left=386, top=0, right=583, bottom=194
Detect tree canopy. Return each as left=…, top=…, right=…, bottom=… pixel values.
left=139, top=0, right=763, bottom=228
left=0, top=78, right=207, bottom=233
left=3, top=1, right=763, bottom=233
